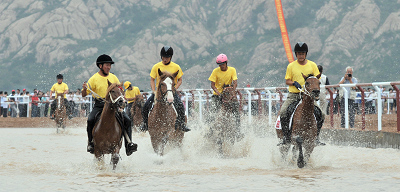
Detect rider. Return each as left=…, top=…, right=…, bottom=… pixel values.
left=278, top=42, right=325, bottom=146
left=140, top=46, right=190, bottom=132
left=208, top=53, right=243, bottom=139
left=82, top=54, right=137, bottom=156
left=49, top=74, right=72, bottom=120
left=124, top=81, right=141, bottom=124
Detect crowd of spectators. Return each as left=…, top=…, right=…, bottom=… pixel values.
left=0, top=88, right=91, bottom=118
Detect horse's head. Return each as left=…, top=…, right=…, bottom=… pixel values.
left=156, top=68, right=178, bottom=105
left=106, top=80, right=126, bottom=111
left=302, top=73, right=321, bottom=100
left=221, top=84, right=236, bottom=103
left=134, top=94, right=145, bottom=108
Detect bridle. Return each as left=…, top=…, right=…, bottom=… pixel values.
left=156, top=77, right=175, bottom=105
left=298, top=76, right=319, bottom=100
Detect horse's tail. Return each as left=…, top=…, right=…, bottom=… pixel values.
left=295, top=136, right=305, bottom=168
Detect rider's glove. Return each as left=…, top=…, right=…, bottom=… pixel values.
left=293, top=81, right=302, bottom=90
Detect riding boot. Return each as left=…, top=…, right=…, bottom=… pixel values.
left=314, top=106, right=326, bottom=146
left=277, top=114, right=291, bottom=146
left=50, top=102, right=56, bottom=119
left=123, top=112, right=137, bottom=156
left=139, top=94, right=153, bottom=132
left=174, top=95, right=190, bottom=132
left=87, top=126, right=94, bottom=154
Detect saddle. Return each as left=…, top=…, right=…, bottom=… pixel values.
left=95, top=111, right=125, bottom=132
left=281, top=99, right=323, bottom=130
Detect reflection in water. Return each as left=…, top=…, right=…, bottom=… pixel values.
left=1, top=123, right=400, bottom=191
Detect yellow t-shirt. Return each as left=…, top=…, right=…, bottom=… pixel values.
left=85, top=72, right=120, bottom=98
left=150, top=61, right=183, bottom=87
left=285, top=60, right=320, bottom=93
left=208, top=66, right=238, bottom=95
left=125, top=86, right=141, bottom=103
left=51, top=82, right=69, bottom=98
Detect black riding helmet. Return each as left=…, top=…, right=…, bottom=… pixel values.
left=294, top=42, right=308, bottom=53
left=56, top=74, right=63, bottom=79
left=96, top=54, right=114, bottom=68
left=160, top=46, right=173, bottom=58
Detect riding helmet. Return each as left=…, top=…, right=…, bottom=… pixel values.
left=216, top=54, right=228, bottom=65
left=160, top=46, right=173, bottom=58
left=294, top=42, right=308, bottom=53
left=96, top=54, right=114, bottom=68
left=124, top=81, right=132, bottom=89
left=56, top=74, right=63, bottom=79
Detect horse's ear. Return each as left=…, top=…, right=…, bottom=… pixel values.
left=172, top=70, right=179, bottom=78
left=158, top=68, right=163, bottom=76
left=107, top=79, right=112, bottom=87
left=316, top=73, right=321, bottom=79
left=302, top=73, right=307, bottom=80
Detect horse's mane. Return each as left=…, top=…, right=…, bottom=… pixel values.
left=304, top=74, right=316, bottom=81
left=106, top=83, right=121, bottom=93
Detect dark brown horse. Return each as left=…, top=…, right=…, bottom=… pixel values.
left=130, top=94, right=144, bottom=131
left=92, top=81, right=126, bottom=169
left=148, top=69, right=184, bottom=156
left=279, top=74, right=321, bottom=168
left=207, top=84, right=240, bottom=155
left=54, top=93, right=67, bottom=132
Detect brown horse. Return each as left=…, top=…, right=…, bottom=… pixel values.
left=130, top=94, right=144, bottom=131
left=92, top=81, right=126, bottom=169
left=206, top=84, right=241, bottom=155
left=279, top=74, right=321, bottom=168
left=54, top=93, right=67, bottom=132
left=148, top=69, right=184, bottom=156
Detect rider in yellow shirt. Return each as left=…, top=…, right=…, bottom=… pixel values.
left=208, top=53, right=242, bottom=138
left=82, top=54, right=137, bottom=156
left=278, top=42, right=325, bottom=146
left=124, top=81, right=141, bottom=124
left=49, top=74, right=72, bottom=119
left=140, top=46, right=190, bottom=132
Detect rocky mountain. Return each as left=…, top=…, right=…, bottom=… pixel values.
left=1, top=0, right=399, bottom=92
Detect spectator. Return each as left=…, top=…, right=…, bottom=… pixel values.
left=31, top=91, right=40, bottom=117
left=20, top=89, right=29, bottom=117
left=367, top=88, right=377, bottom=114
left=9, top=90, right=17, bottom=117
left=1, top=92, right=8, bottom=117
left=388, top=88, right=396, bottom=114
left=317, top=65, right=330, bottom=115
left=338, top=66, right=358, bottom=128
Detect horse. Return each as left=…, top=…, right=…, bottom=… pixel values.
left=148, top=69, right=185, bottom=156
left=92, top=80, right=126, bottom=169
left=278, top=73, right=321, bottom=168
left=206, top=84, right=241, bottom=156
left=54, top=93, right=67, bottom=132
left=130, top=94, right=144, bottom=131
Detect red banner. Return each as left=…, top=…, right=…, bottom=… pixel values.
left=275, top=0, right=294, bottom=63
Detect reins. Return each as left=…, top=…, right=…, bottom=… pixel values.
left=86, top=83, right=125, bottom=105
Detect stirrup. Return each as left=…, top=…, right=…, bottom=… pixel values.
left=277, top=138, right=290, bottom=146
left=126, top=142, right=138, bottom=156
left=139, top=123, right=148, bottom=132
left=315, top=139, right=326, bottom=146
left=87, top=142, right=94, bottom=154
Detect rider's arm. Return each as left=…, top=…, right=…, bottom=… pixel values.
left=232, top=80, right=238, bottom=90
left=175, top=77, right=182, bottom=90
left=211, top=81, right=220, bottom=95
left=64, top=89, right=69, bottom=94
left=286, top=79, right=295, bottom=86
left=82, top=82, right=88, bottom=97
left=150, top=77, right=156, bottom=93
left=49, top=91, right=53, bottom=98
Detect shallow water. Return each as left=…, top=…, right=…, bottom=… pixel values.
left=1, top=123, right=400, bottom=191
